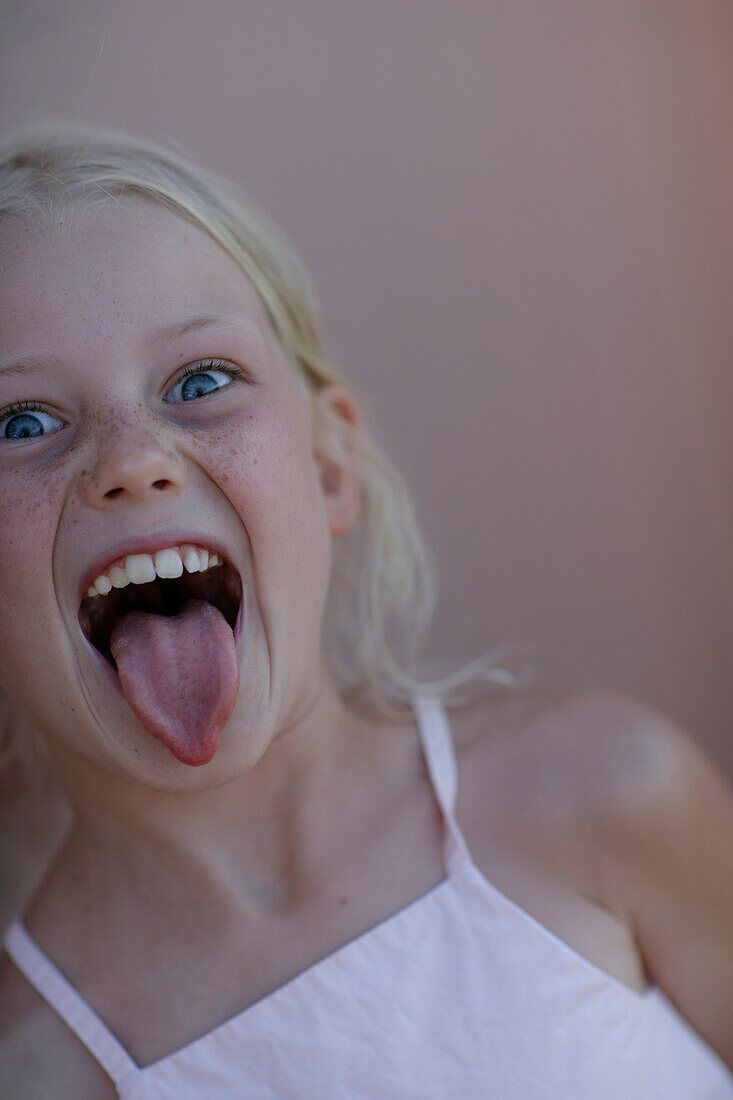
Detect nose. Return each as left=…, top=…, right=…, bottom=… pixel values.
left=81, top=421, right=187, bottom=510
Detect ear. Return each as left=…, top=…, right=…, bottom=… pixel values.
left=312, top=385, right=362, bottom=537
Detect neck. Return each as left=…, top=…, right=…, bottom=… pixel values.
left=44, top=680, right=369, bottom=917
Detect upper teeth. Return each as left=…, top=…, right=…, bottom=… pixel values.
left=85, top=545, right=222, bottom=598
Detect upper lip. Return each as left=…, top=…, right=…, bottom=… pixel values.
left=78, top=531, right=235, bottom=603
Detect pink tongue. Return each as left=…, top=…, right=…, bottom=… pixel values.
left=110, top=600, right=239, bottom=766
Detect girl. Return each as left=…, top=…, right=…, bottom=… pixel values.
left=0, top=125, right=731, bottom=1098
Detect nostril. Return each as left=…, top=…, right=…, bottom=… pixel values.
left=103, top=480, right=171, bottom=500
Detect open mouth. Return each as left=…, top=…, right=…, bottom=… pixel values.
left=79, top=557, right=242, bottom=670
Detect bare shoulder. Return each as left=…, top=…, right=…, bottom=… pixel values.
left=448, top=686, right=654, bottom=832
left=451, top=686, right=730, bottom=844
left=0, top=949, right=117, bottom=1099
left=451, top=687, right=733, bottom=1070
left=578, top=693, right=733, bottom=1070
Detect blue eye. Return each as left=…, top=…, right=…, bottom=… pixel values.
left=0, top=404, right=64, bottom=441
left=166, top=361, right=238, bottom=403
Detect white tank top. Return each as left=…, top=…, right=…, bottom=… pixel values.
left=4, top=693, right=732, bottom=1098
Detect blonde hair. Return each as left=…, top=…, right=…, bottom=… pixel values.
left=0, top=122, right=528, bottom=758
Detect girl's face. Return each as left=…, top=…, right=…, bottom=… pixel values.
left=0, top=198, right=357, bottom=788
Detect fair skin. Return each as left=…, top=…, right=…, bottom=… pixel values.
left=0, top=200, right=731, bottom=1095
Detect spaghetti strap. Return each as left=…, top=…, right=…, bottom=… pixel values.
left=411, top=692, right=474, bottom=876
left=3, top=919, right=138, bottom=1087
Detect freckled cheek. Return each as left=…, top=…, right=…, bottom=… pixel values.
left=188, top=410, right=328, bottom=566
left=0, top=472, right=68, bottom=694
left=0, top=472, right=64, bottom=594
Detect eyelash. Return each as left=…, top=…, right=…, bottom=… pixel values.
left=0, top=399, right=50, bottom=418
left=173, top=359, right=241, bottom=387
left=0, top=360, right=242, bottom=426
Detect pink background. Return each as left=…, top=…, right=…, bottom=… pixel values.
left=1, top=1, right=731, bottom=774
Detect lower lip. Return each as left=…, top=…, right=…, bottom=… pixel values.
left=88, top=641, right=120, bottom=686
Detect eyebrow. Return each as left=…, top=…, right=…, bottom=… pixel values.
left=0, top=352, right=67, bottom=380
left=0, top=313, right=266, bottom=379
left=150, top=312, right=265, bottom=347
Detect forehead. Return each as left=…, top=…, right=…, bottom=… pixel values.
left=0, top=197, right=272, bottom=353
